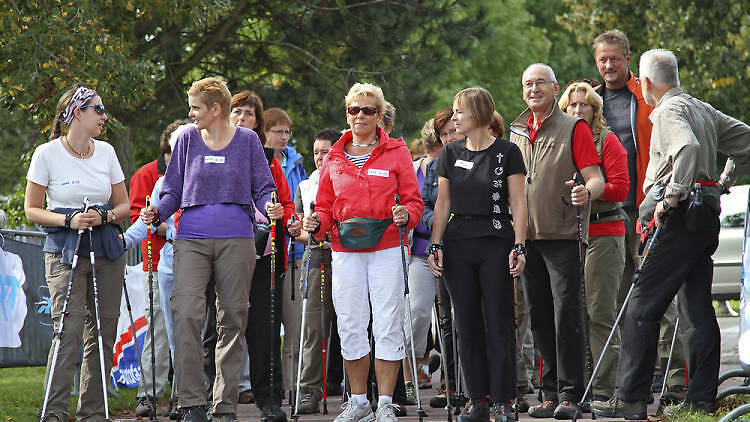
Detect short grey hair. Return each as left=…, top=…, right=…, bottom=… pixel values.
left=639, top=49, right=680, bottom=87
left=522, top=63, right=557, bottom=83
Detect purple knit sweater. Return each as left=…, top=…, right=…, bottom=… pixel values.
left=158, top=126, right=275, bottom=220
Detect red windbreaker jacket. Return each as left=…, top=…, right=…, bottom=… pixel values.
left=315, top=127, right=424, bottom=252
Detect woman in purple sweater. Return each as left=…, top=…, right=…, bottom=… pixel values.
left=142, top=77, right=278, bottom=422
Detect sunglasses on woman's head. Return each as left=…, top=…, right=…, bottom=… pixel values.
left=80, top=104, right=106, bottom=115
left=347, top=106, right=378, bottom=116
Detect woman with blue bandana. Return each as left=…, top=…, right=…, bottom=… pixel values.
left=25, top=86, right=130, bottom=421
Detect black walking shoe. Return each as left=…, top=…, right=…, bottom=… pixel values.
left=209, top=413, right=237, bottom=422
left=491, top=402, right=514, bottom=422
left=136, top=396, right=155, bottom=417
left=260, top=404, right=288, bottom=422
left=552, top=401, right=581, bottom=420
left=662, top=399, right=717, bottom=419
left=429, top=384, right=456, bottom=408
left=181, top=406, right=209, bottom=422
left=238, top=389, right=255, bottom=404
left=660, top=385, right=687, bottom=405
left=513, top=396, right=529, bottom=413
left=528, top=400, right=557, bottom=418
left=591, top=397, right=646, bottom=420
left=457, top=400, right=489, bottom=422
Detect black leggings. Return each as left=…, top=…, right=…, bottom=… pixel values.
left=443, top=236, right=516, bottom=402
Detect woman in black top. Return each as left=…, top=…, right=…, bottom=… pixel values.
left=428, top=87, right=527, bottom=422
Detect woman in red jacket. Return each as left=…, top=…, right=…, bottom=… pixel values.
left=303, top=82, right=423, bottom=422
left=559, top=81, right=629, bottom=404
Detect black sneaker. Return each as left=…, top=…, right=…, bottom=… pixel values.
left=457, top=400, right=489, bottom=422
left=429, top=384, right=456, bottom=408
left=136, top=396, right=154, bottom=417
left=260, top=404, right=288, bottom=422
left=513, top=396, right=529, bottom=413
left=591, top=397, right=646, bottom=420
left=528, top=400, right=557, bottom=418
left=662, top=399, right=717, bottom=418
left=182, top=406, right=209, bottom=422
left=660, top=385, right=687, bottom=405
left=492, top=402, right=514, bottom=422
left=238, top=389, right=255, bottom=404
left=552, top=400, right=581, bottom=420
left=209, top=413, right=237, bottom=422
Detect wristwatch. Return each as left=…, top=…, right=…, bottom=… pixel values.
left=513, top=243, right=526, bottom=255
left=662, top=199, right=673, bottom=212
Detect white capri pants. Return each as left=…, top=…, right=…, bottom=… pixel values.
left=332, top=246, right=406, bottom=362
left=404, top=255, right=437, bottom=357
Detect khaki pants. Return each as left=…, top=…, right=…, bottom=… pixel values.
left=41, top=252, right=124, bottom=422
left=298, top=247, right=334, bottom=399
left=137, top=272, right=171, bottom=398
left=172, top=238, right=254, bottom=414
left=585, top=234, right=626, bottom=398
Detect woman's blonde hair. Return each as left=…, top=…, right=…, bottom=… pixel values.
left=188, top=77, right=232, bottom=119
left=558, top=82, right=608, bottom=138
left=345, top=82, right=386, bottom=112
left=421, top=118, right=441, bottom=153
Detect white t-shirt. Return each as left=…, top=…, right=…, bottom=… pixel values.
left=26, top=138, right=125, bottom=210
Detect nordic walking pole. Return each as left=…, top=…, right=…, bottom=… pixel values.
left=395, top=194, right=427, bottom=420
left=582, top=225, right=662, bottom=408
left=293, top=206, right=315, bottom=420
left=288, top=216, right=297, bottom=406
left=320, top=232, right=329, bottom=415
left=122, top=269, right=144, bottom=383
left=85, top=198, right=111, bottom=421
left=269, top=191, right=279, bottom=407
left=145, top=195, right=157, bottom=420
left=41, top=199, right=89, bottom=420
left=659, top=315, right=680, bottom=412
left=512, top=251, right=521, bottom=422
left=573, top=179, right=593, bottom=420
left=432, top=246, right=452, bottom=422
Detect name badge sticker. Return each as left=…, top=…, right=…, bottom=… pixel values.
left=204, top=155, right=226, bottom=164
left=455, top=159, right=474, bottom=170
left=367, top=168, right=390, bottom=177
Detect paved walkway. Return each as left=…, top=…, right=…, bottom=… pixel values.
left=112, top=315, right=748, bottom=421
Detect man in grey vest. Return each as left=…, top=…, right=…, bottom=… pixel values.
left=593, top=49, right=750, bottom=420
left=509, top=63, right=604, bottom=420
left=592, top=29, right=687, bottom=403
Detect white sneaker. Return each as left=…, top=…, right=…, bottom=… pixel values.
left=334, top=400, right=375, bottom=422
left=375, top=403, right=398, bottom=422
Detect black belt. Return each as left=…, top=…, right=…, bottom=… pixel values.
left=451, top=214, right=488, bottom=220
left=589, top=209, right=621, bottom=222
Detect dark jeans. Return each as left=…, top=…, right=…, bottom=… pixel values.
left=616, top=207, right=720, bottom=403
left=522, top=239, right=585, bottom=403
left=443, top=236, right=516, bottom=402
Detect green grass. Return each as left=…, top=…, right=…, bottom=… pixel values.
left=0, top=366, right=159, bottom=421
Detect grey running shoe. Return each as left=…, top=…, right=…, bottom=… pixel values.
left=375, top=403, right=398, bottom=422
left=334, top=399, right=375, bottom=422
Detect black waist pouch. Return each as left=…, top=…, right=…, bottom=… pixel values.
left=336, top=218, right=393, bottom=250
left=254, top=222, right=271, bottom=252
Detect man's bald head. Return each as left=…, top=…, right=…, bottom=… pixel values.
left=522, top=63, right=557, bottom=85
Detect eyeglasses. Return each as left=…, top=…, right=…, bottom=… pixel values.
left=269, top=129, right=292, bottom=137
left=522, top=80, right=553, bottom=90
left=80, top=104, right=106, bottom=115
left=347, top=106, right=378, bottom=116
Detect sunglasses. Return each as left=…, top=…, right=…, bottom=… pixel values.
left=80, top=104, right=106, bottom=115
left=347, top=106, right=378, bottom=116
